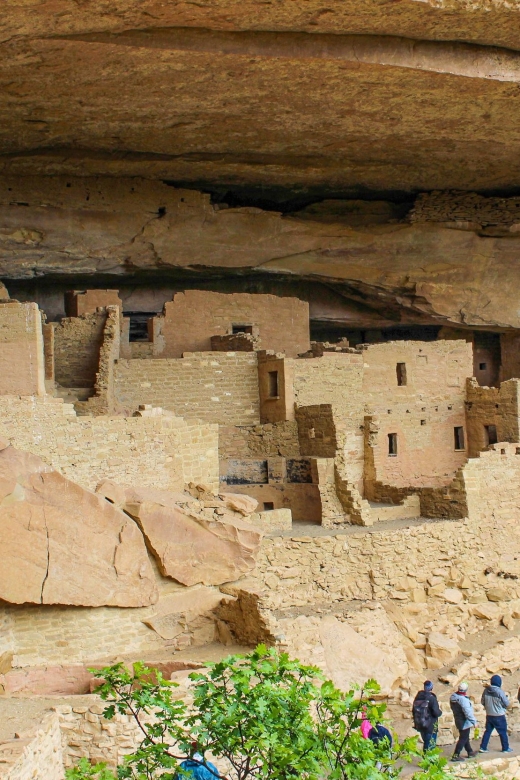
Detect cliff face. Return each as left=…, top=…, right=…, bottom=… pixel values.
left=1, top=176, right=520, bottom=330
left=0, top=2, right=520, bottom=193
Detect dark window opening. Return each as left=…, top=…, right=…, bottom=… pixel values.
left=421, top=419, right=426, bottom=426
left=396, top=363, right=407, bottom=386
left=454, top=426, right=465, bottom=451
left=126, top=312, right=155, bottom=343
left=485, top=424, right=498, bottom=447
left=232, top=324, right=253, bottom=335
left=479, top=362, right=487, bottom=371
left=263, top=502, right=275, bottom=511
left=388, top=433, right=398, bottom=456
left=268, top=370, right=279, bottom=398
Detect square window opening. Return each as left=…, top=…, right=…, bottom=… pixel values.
left=232, top=324, right=253, bottom=335
left=396, top=362, right=407, bottom=386
left=263, top=502, right=275, bottom=511
left=454, top=426, right=465, bottom=451
left=388, top=433, right=398, bottom=456
left=485, top=424, right=498, bottom=446
left=479, top=362, right=487, bottom=371
left=421, top=419, right=426, bottom=426
left=268, top=370, right=279, bottom=398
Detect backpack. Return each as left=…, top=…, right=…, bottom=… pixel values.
left=412, top=697, right=431, bottom=730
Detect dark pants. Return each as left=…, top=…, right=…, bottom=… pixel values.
left=454, top=728, right=474, bottom=757
left=418, top=728, right=437, bottom=752
left=481, top=715, right=509, bottom=751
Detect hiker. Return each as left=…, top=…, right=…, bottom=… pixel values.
left=368, top=722, right=393, bottom=773
left=176, top=742, right=221, bottom=780
left=449, top=682, right=478, bottom=762
left=368, top=722, right=393, bottom=749
left=479, top=675, right=513, bottom=754
left=412, top=680, right=442, bottom=752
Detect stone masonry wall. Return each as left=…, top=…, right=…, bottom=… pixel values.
left=411, top=191, right=520, bottom=227
left=76, top=305, right=121, bottom=416
left=2, top=712, right=64, bottom=780
left=153, top=290, right=310, bottom=358
left=0, top=395, right=219, bottom=493
left=362, top=340, right=473, bottom=491
left=255, top=444, right=520, bottom=610
left=0, top=302, right=45, bottom=396
left=114, top=352, right=260, bottom=425
left=293, top=352, right=365, bottom=490
left=218, top=422, right=300, bottom=459
left=53, top=311, right=106, bottom=388
left=465, top=378, right=520, bottom=457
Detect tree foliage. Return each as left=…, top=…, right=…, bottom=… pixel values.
left=66, top=646, right=462, bottom=780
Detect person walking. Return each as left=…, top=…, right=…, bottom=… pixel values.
left=479, top=675, right=513, bottom=754
left=449, top=682, right=478, bottom=762
left=412, top=681, right=443, bottom=752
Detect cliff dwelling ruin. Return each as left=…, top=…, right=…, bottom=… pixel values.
left=3, top=2, right=520, bottom=778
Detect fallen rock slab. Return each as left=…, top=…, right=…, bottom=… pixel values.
left=219, top=492, right=258, bottom=516
left=97, top=484, right=262, bottom=587
left=0, top=444, right=157, bottom=606
left=426, top=632, right=460, bottom=665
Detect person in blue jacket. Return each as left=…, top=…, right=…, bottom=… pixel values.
left=176, top=743, right=221, bottom=780
left=480, top=675, right=513, bottom=754
left=449, top=682, right=477, bottom=762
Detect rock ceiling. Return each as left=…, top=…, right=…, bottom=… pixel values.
left=1, top=0, right=520, bottom=193
left=2, top=1, right=520, bottom=329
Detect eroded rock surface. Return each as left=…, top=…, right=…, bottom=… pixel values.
left=0, top=444, right=157, bottom=607
left=96, top=483, right=262, bottom=587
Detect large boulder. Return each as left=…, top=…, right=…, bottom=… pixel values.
left=97, top=483, right=262, bottom=587
left=0, top=443, right=157, bottom=606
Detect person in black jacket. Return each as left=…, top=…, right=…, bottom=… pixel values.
left=412, top=681, right=443, bottom=752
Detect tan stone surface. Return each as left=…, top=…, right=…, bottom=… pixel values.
left=0, top=445, right=157, bottom=607
left=1, top=0, right=520, bottom=195
left=5, top=177, right=520, bottom=332
left=219, top=492, right=258, bottom=516
left=108, top=485, right=262, bottom=587
left=156, top=291, right=310, bottom=359
left=0, top=302, right=45, bottom=396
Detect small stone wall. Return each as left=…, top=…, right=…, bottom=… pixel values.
left=411, top=191, right=520, bottom=227
left=114, top=352, right=260, bottom=425
left=53, top=311, right=106, bottom=388
left=0, top=302, right=45, bottom=396
left=154, top=290, right=310, bottom=358
left=465, top=377, right=520, bottom=457
left=0, top=395, right=219, bottom=493
left=2, top=712, right=64, bottom=780
left=218, top=421, right=300, bottom=459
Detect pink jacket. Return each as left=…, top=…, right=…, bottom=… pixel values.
left=361, top=716, right=373, bottom=739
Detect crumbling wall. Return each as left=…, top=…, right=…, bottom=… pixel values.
left=500, top=332, right=520, bottom=382
left=258, top=352, right=295, bottom=424
left=65, top=290, right=122, bottom=318
left=218, top=422, right=300, bottom=459
left=411, top=191, right=520, bottom=227
left=362, top=340, right=472, bottom=491
left=76, top=306, right=121, bottom=416
left=293, top=352, right=365, bottom=490
left=114, top=353, right=260, bottom=425
left=0, top=396, right=219, bottom=493
left=2, top=711, right=64, bottom=780
left=53, top=311, right=106, bottom=388
left=465, top=377, right=520, bottom=457
left=0, top=302, right=45, bottom=396
left=153, top=290, right=310, bottom=358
